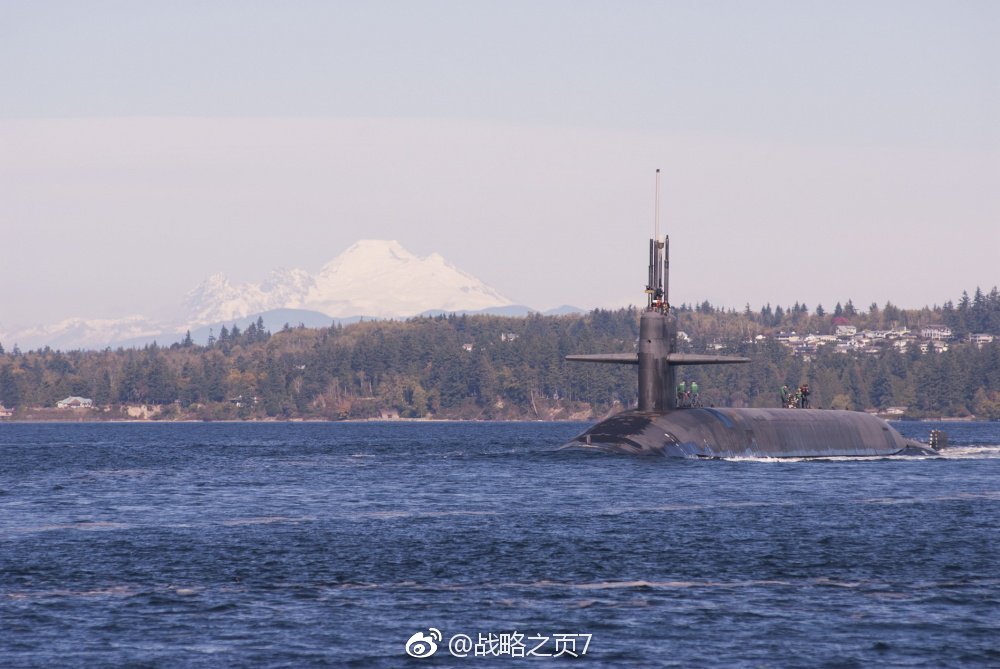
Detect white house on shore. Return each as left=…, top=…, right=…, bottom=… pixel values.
left=56, top=396, right=93, bottom=409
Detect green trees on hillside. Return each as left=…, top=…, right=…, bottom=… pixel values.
left=1, top=291, right=998, bottom=420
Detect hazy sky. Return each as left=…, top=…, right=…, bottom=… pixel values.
left=2, top=1, right=998, bottom=327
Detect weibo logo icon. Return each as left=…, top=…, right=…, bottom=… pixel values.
left=405, top=628, right=442, bottom=658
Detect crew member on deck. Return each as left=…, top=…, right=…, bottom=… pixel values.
left=677, top=380, right=687, bottom=406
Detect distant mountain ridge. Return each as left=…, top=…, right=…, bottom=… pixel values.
left=2, top=240, right=579, bottom=351
left=184, top=240, right=513, bottom=325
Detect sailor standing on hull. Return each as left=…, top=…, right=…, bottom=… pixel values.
left=799, top=384, right=810, bottom=409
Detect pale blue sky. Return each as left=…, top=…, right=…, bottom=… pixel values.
left=1, top=1, right=997, bottom=326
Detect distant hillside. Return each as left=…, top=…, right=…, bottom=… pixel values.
left=1, top=294, right=998, bottom=420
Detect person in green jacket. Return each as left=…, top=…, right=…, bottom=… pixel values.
left=677, top=380, right=687, bottom=406
left=690, top=381, right=700, bottom=407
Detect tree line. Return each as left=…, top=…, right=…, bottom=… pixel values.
left=1, top=289, right=998, bottom=420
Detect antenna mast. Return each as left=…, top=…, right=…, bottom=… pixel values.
left=647, top=169, right=666, bottom=312
left=654, top=168, right=660, bottom=244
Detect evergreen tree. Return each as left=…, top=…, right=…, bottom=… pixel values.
left=94, top=369, right=114, bottom=406
left=972, top=287, right=987, bottom=332
left=118, top=355, right=146, bottom=403
left=883, top=301, right=901, bottom=327
left=869, top=368, right=893, bottom=408
left=145, top=349, right=177, bottom=404
left=0, top=364, right=20, bottom=407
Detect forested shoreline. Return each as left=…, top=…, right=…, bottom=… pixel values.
left=1, top=289, right=999, bottom=421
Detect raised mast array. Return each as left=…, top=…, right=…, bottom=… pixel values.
left=646, top=169, right=667, bottom=313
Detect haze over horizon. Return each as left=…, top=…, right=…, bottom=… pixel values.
left=2, top=1, right=997, bottom=329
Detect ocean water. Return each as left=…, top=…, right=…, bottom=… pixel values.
left=1, top=420, right=998, bottom=668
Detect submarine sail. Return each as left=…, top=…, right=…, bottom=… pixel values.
left=563, top=171, right=936, bottom=458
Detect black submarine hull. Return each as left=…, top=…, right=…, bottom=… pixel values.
left=564, top=408, right=936, bottom=458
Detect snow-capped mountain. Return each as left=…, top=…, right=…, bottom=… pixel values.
left=0, top=240, right=515, bottom=351
left=184, top=268, right=315, bottom=326
left=306, top=240, right=511, bottom=318
left=184, top=240, right=513, bottom=325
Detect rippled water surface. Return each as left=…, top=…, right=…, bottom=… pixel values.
left=1, top=421, right=998, bottom=667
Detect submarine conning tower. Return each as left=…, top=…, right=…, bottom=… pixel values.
left=565, top=170, right=749, bottom=411
left=638, top=235, right=678, bottom=411
left=637, top=232, right=748, bottom=411
left=638, top=309, right=673, bottom=411
left=566, top=231, right=748, bottom=411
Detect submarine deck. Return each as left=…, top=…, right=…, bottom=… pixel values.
left=566, top=408, right=935, bottom=458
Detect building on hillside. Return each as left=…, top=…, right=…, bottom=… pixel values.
left=969, top=333, right=995, bottom=348
left=862, top=330, right=892, bottom=339
left=56, top=396, right=93, bottom=409
left=919, top=340, right=950, bottom=354
left=0, top=405, right=13, bottom=418
left=920, top=325, right=953, bottom=340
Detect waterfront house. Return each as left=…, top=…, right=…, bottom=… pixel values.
left=56, top=396, right=93, bottom=409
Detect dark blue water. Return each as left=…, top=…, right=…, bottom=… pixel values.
left=1, top=421, right=998, bottom=668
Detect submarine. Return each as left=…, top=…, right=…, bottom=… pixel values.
left=563, top=174, right=940, bottom=458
